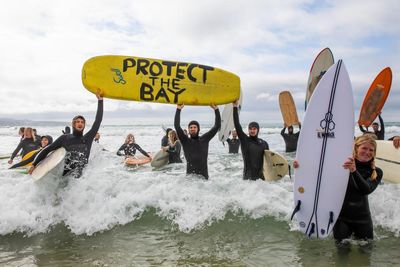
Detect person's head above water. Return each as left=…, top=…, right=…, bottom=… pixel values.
left=168, top=130, right=178, bottom=143
left=165, top=128, right=172, bottom=137
left=19, top=127, right=25, bottom=137
left=23, top=127, right=34, bottom=139
left=188, top=120, right=200, bottom=137
left=231, top=129, right=238, bottom=138
left=248, top=122, right=259, bottom=137
left=72, top=115, right=86, bottom=133
left=288, top=125, right=294, bottom=134
left=41, top=135, right=53, bottom=147
left=371, top=122, right=380, bottom=132
left=125, top=133, right=135, bottom=144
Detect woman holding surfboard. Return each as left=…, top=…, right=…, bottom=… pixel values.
left=294, top=135, right=382, bottom=243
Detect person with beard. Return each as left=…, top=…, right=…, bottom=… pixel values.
left=8, top=127, right=41, bottom=165
left=359, top=113, right=385, bottom=140
left=10, top=135, right=53, bottom=169
left=281, top=124, right=301, bottom=152
left=174, top=103, right=220, bottom=179
left=233, top=100, right=269, bottom=180
left=28, top=92, right=103, bottom=178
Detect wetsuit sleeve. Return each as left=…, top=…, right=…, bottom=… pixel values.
left=201, top=109, right=221, bottom=141
left=32, top=136, right=64, bottom=166
left=117, top=144, right=126, bottom=156
left=134, top=144, right=150, bottom=158
left=233, top=107, right=247, bottom=140
left=350, top=168, right=382, bottom=195
left=174, top=109, right=189, bottom=143
left=281, top=127, right=286, bottom=136
left=379, top=115, right=384, bottom=137
left=359, top=125, right=366, bottom=133
left=9, top=151, right=39, bottom=169
left=10, top=141, right=24, bottom=160
left=85, top=100, right=104, bottom=141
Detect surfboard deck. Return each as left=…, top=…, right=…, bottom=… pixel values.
left=219, top=89, right=243, bottom=142
left=263, top=150, right=289, bottom=181
left=305, top=48, right=334, bottom=110
left=82, top=55, right=240, bottom=106
left=375, top=140, right=400, bottom=183
left=31, top=148, right=66, bottom=181
left=151, top=150, right=169, bottom=168
left=294, top=60, right=354, bottom=239
left=358, top=67, right=392, bottom=127
left=125, top=155, right=152, bottom=166
left=279, top=91, right=299, bottom=127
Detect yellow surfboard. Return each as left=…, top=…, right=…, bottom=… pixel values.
left=82, top=55, right=240, bottom=105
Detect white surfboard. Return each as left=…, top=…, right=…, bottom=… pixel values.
left=31, top=148, right=66, bottom=181
left=375, top=140, right=400, bottom=184
left=151, top=149, right=169, bottom=168
left=293, top=60, right=354, bottom=238
left=219, top=89, right=243, bottom=142
left=263, top=150, right=289, bottom=181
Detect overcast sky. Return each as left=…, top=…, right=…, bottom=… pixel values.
left=1, top=0, right=399, bottom=124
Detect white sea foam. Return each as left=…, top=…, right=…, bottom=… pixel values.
left=0, top=123, right=399, bottom=236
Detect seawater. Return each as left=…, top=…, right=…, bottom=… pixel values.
left=1, top=122, right=400, bottom=266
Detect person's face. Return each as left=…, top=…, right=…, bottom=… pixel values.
left=288, top=126, right=293, bottom=134
left=24, top=129, right=32, bottom=138
left=41, top=138, right=49, bottom=147
left=189, top=125, right=198, bottom=136
left=355, top=142, right=375, bottom=162
left=95, top=133, right=100, bottom=139
left=74, top=118, right=85, bottom=132
left=232, top=130, right=237, bottom=138
left=248, top=127, right=258, bottom=137
left=372, top=124, right=379, bottom=132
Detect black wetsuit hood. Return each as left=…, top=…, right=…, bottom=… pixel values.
left=188, top=121, right=200, bottom=139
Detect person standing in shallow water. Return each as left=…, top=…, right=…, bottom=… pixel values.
left=28, top=91, right=104, bottom=178
left=174, top=103, right=221, bottom=179
left=293, top=135, right=383, bottom=244
left=232, top=100, right=269, bottom=180
left=281, top=124, right=301, bottom=152
left=359, top=113, right=385, bottom=140
left=8, top=127, right=40, bottom=164
left=226, top=130, right=240, bottom=154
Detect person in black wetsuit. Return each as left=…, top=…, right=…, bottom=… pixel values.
left=293, top=135, right=382, bottom=244
left=161, top=128, right=172, bottom=147
left=174, top=103, right=220, bottom=179
left=226, top=130, right=240, bottom=154
left=28, top=92, right=104, bottom=178
left=8, top=127, right=41, bottom=165
left=334, top=135, right=383, bottom=243
left=62, top=126, right=71, bottom=134
left=281, top=124, right=301, bottom=152
left=162, top=130, right=182, bottom=164
left=232, top=100, right=269, bottom=180
left=117, top=133, right=151, bottom=159
left=359, top=113, right=385, bottom=140
left=10, top=135, right=53, bottom=169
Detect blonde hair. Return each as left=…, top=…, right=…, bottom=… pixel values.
left=125, top=133, right=135, bottom=144
left=168, top=130, right=178, bottom=144
left=353, top=135, right=377, bottom=180
left=24, top=127, right=36, bottom=142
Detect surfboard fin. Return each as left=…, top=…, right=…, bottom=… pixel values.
left=290, top=200, right=301, bottom=220
left=308, top=223, right=315, bottom=238
left=326, top=211, right=334, bottom=233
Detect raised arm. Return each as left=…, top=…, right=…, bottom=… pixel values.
left=85, top=98, right=104, bottom=140
left=174, top=105, right=189, bottom=143
left=233, top=106, right=247, bottom=140
left=378, top=114, right=384, bottom=136
left=202, top=106, right=221, bottom=141
left=281, top=127, right=286, bottom=135
left=359, top=124, right=366, bottom=133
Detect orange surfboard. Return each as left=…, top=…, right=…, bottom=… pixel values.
left=358, top=67, right=392, bottom=127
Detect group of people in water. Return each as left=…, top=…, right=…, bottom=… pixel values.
left=6, top=92, right=400, bottom=246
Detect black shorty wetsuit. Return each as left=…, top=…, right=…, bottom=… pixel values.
left=281, top=127, right=300, bottom=152
left=333, top=159, right=383, bottom=242
left=174, top=108, right=221, bottom=179
left=117, top=143, right=150, bottom=157
left=32, top=100, right=103, bottom=178
left=10, top=138, right=40, bottom=160
left=226, top=138, right=240, bottom=153
left=233, top=107, right=269, bottom=180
